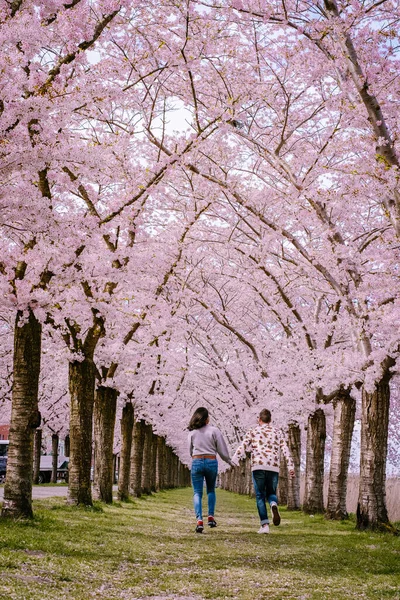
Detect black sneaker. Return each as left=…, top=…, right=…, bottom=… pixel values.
left=208, top=518, right=217, bottom=528
left=271, top=504, right=281, bottom=526
left=195, top=522, right=204, bottom=533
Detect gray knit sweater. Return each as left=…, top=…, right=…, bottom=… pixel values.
left=188, top=424, right=232, bottom=465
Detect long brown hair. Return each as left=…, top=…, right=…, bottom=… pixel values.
left=188, top=407, right=209, bottom=431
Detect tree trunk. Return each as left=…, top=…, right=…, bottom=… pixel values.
left=67, top=358, right=95, bottom=506
left=277, top=454, right=288, bottom=505
left=33, top=428, right=42, bottom=485
left=64, top=435, right=70, bottom=457
left=172, top=454, right=179, bottom=487
left=155, top=436, right=165, bottom=491
left=51, top=433, right=59, bottom=484
left=326, top=391, right=356, bottom=520
left=357, top=376, right=391, bottom=530
left=141, top=424, right=153, bottom=495
left=246, top=456, right=253, bottom=497
left=92, top=386, right=118, bottom=504
left=2, top=310, right=41, bottom=519
left=118, top=403, right=134, bottom=501
left=129, top=420, right=145, bottom=497
left=303, top=409, right=326, bottom=514
left=113, top=454, right=118, bottom=484
left=287, top=422, right=301, bottom=510
left=165, top=446, right=172, bottom=489
left=150, top=433, right=157, bottom=492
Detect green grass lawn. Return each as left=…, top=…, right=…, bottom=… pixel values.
left=0, top=487, right=399, bottom=600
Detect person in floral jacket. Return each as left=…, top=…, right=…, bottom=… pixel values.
left=232, top=408, right=295, bottom=534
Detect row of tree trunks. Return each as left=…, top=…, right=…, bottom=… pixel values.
left=221, top=409, right=353, bottom=521
left=112, top=405, right=191, bottom=502
left=0, top=305, right=392, bottom=530
left=221, top=385, right=392, bottom=531
left=1, top=310, right=190, bottom=519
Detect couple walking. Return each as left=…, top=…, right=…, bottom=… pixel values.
left=188, top=406, right=294, bottom=534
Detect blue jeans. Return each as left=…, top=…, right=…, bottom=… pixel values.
left=191, top=458, right=218, bottom=520
left=252, top=470, right=279, bottom=525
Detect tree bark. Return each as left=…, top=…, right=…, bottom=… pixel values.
left=165, top=446, right=172, bottom=489
left=287, top=422, right=301, bottom=510
left=129, top=420, right=145, bottom=497
left=51, top=433, right=59, bottom=484
left=92, top=386, right=118, bottom=504
left=277, top=454, right=288, bottom=505
left=67, top=358, right=95, bottom=506
left=113, top=454, right=118, bottom=485
left=118, top=403, right=134, bottom=501
left=357, top=376, right=391, bottom=530
left=64, top=435, right=70, bottom=457
left=150, top=433, right=158, bottom=492
left=173, top=454, right=179, bottom=487
left=155, top=436, right=165, bottom=491
left=33, top=428, right=42, bottom=485
left=2, top=309, right=41, bottom=519
left=246, top=456, right=253, bottom=497
left=303, top=409, right=326, bottom=514
left=326, top=391, right=356, bottom=520
left=141, top=424, right=153, bottom=495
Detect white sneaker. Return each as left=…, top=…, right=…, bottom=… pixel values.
left=257, top=524, right=270, bottom=534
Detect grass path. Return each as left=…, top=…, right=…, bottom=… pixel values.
left=0, top=487, right=399, bottom=600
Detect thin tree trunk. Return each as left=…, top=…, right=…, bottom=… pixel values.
left=238, top=458, right=246, bottom=494
left=155, top=436, right=165, bottom=491
left=118, top=403, right=134, bottom=501
left=173, top=454, right=179, bottom=487
left=33, top=428, right=42, bottom=485
left=141, top=424, right=153, bottom=495
left=303, top=408, right=326, bottom=514
left=129, top=420, right=145, bottom=497
left=150, top=433, right=157, bottom=492
left=51, top=433, right=59, bottom=484
left=246, top=456, right=253, bottom=497
left=92, top=386, right=118, bottom=504
left=64, top=435, right=70, bottom=457
left=67, top=358, right=95, bottom=506
left=113, top=454, right=118, bottom=484
left=326, top=391, right=356, bottom=520
left=277, top=454, right=288, bottom=505
left=2, top=309, right=41, bottom=519
left=357, top=376, right=391, bottom=530
left=287, top=422, right=301, bottom=510
left=165, top=446, right=172, bottom=489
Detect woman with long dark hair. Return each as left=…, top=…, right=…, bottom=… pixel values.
left=188, top=406, right=233, bottom=533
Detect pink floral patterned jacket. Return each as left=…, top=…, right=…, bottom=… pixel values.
left=232, top=423, right=294, bottom=473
